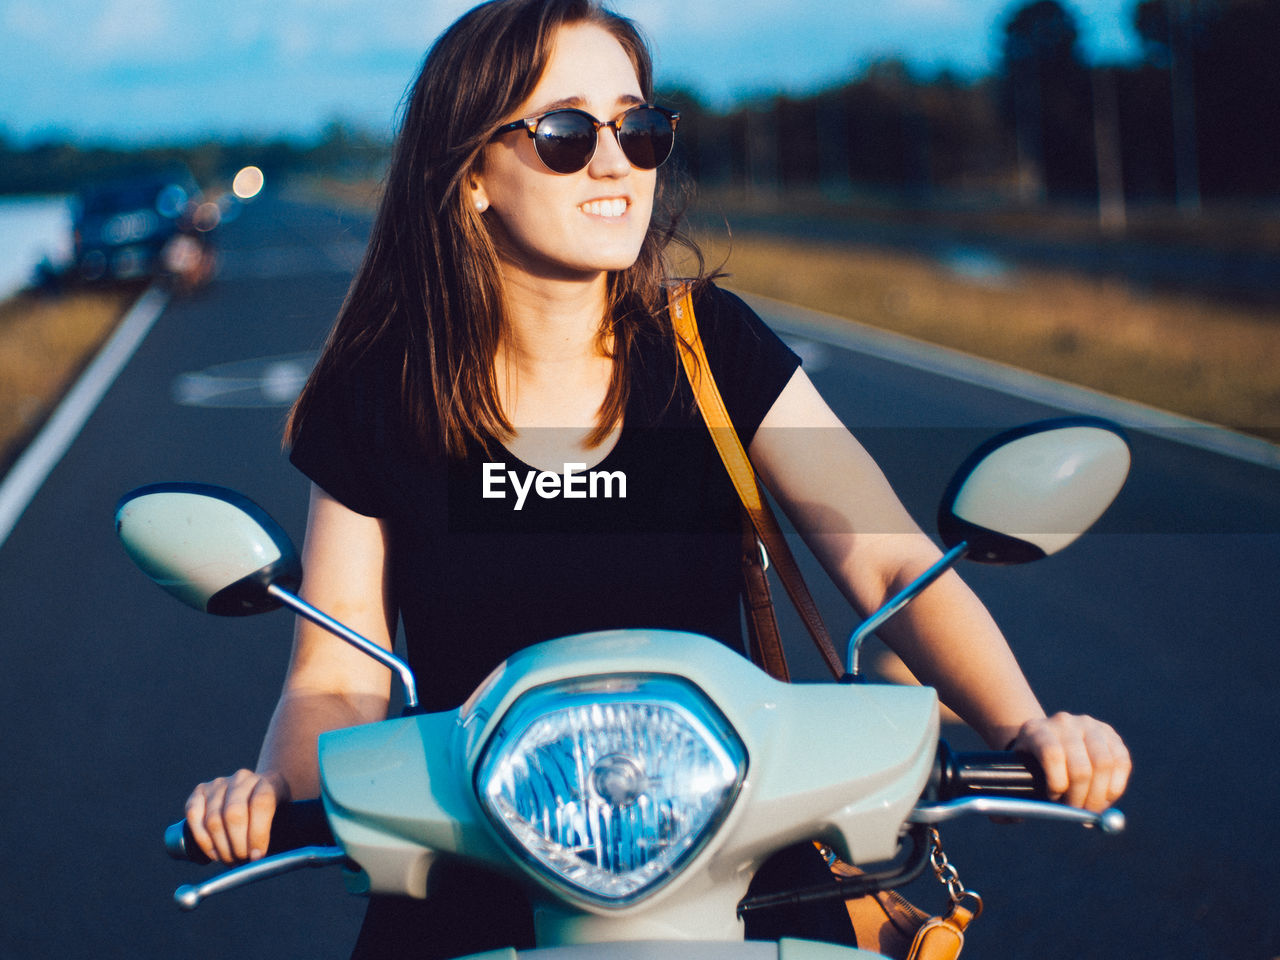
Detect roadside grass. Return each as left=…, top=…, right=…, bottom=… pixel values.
left=683, top=228, right=1280, bottom=442
left=310, top=176, right=385, bottom=212
left=0, top=285, right=144, bottom=473
left=695, top=185, right=1280, bottom=256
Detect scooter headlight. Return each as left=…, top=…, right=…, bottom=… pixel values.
left=475, top=674, right=747, bottom=906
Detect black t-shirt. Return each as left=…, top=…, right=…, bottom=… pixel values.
left=289, top=284, right=800, bottom=711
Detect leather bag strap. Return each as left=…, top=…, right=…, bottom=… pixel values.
left=739, top=509, right=790, bottom=682
left=904, top=905, right=974, bottom=960
left=667, top=283, right=844, bottom=679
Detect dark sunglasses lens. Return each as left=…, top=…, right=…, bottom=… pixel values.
left=533, top=111, right=597, bottom=174
left=618, top=108, right=674, bottom=170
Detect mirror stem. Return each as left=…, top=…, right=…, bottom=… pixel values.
left=846, top=542, right=969, bottom=680
left=266, top=583, right=420, bottom=711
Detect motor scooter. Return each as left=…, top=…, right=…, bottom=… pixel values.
left=116, top=416, right=1131, bottom=959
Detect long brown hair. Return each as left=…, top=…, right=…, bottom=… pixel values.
left=287, top=0, right=705, bottom=458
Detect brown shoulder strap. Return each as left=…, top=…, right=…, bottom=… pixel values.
left=738, top=508, right=790, bottom=682
left=668, top=283, right=844, bottom=679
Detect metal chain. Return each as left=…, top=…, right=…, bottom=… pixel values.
left=928, top=828, right=984, bottom=917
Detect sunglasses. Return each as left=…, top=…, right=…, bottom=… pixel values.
left=494, top=103, right=679, bottom=175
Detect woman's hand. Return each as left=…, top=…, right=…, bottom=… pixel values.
left=1009, top=713, right=1131, bottom=813
left=179, top=491, right=390, bottom=866
left=185, top=769, right=291, bottom=863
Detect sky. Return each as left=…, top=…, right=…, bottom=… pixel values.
left=1, top=0, right=1148, bottom=144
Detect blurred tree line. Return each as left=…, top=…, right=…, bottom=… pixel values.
left=0, top=121, right=388, bottom=197
left=667, top=0, right=1278, bottom=206
left=1, top=0, right=1274, bottom=209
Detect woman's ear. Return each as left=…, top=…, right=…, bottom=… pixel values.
left=469, top=173, right=490, bottom=214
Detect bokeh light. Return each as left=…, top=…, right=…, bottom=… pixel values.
left=232, top=166, right=265, bottom=201
left=193, top=202, right=222, bottom=232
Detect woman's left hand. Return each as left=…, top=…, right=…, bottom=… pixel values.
left=1009, top=712, right=1131, bottom=813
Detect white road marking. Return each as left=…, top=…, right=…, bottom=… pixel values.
left=0, top=285, right=169, bottom=547
left=172, top=352, right=317, bottom=407
left=749, top=291, right=1280, bottom=471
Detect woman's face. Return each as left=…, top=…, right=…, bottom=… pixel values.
left=471, top=22, right=657, bottom=283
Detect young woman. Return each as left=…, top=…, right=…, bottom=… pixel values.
left=184, top=1, right=1130, bottom=955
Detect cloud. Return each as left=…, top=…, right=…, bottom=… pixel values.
left=0, top=0, right=1144, bottom=142
left=3, top=0, right=194, bottom=70
left=3, top=0, right=53, bottom=39
left=897, top=0, right=969, bottom=18
left=89, top=0, right=172, bottom=60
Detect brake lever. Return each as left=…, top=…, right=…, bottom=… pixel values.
left=173, top=846, right=348, bottom=910
left=908, top=797, right=1126, bottom=834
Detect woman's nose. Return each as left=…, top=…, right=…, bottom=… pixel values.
left=588, top=123, right=631, bottom=178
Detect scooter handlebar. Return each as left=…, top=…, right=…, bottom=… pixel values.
left=165, top=798, right=334, bottom=865
left=919, top=743, right=1125, bottom=832
left=931, top=741, right=1050, bottom=801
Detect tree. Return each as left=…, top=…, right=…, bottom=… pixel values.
left=1135, top=0, right=1280, bottom=197
left=997, top=0, right=1096, bottom=201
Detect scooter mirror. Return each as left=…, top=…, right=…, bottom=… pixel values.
left=846, top=417, right=1131, bottom=676
left=115, top=482, right=301, bottom=615
left=937, top=417, right=1131, bottom=564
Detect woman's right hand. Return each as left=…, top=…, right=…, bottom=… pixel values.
left=185, top=769, right=291, bottom=863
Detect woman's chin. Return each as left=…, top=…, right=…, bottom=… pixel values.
left=499, top=247, right=645, bottom=284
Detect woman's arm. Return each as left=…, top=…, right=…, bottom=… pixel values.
left=185, top=484, right=396, bottom=862
left=747, top=369, right=1130, bottom=811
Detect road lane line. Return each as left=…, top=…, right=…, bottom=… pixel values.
left=742, top=290, right=1280, bottom=471
left=0, top=285, right=169, bottom=547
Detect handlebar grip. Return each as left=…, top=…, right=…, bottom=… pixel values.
left=165, top=798, right=334, bottom=864
left=932, top=741, right=1050, bottom=801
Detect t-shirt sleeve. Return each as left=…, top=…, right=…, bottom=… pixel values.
left=692, top=285, right=802, bottom=445
left=287, top=347, right=400, bottom=518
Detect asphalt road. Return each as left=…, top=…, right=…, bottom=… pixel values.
left=0, top=192, right=1276, bottom=959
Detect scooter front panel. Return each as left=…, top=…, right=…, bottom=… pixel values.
left=452, top=941, right=886, bottom=960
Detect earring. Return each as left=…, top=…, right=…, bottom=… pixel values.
left=475, top=198, right=488, bottom=213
